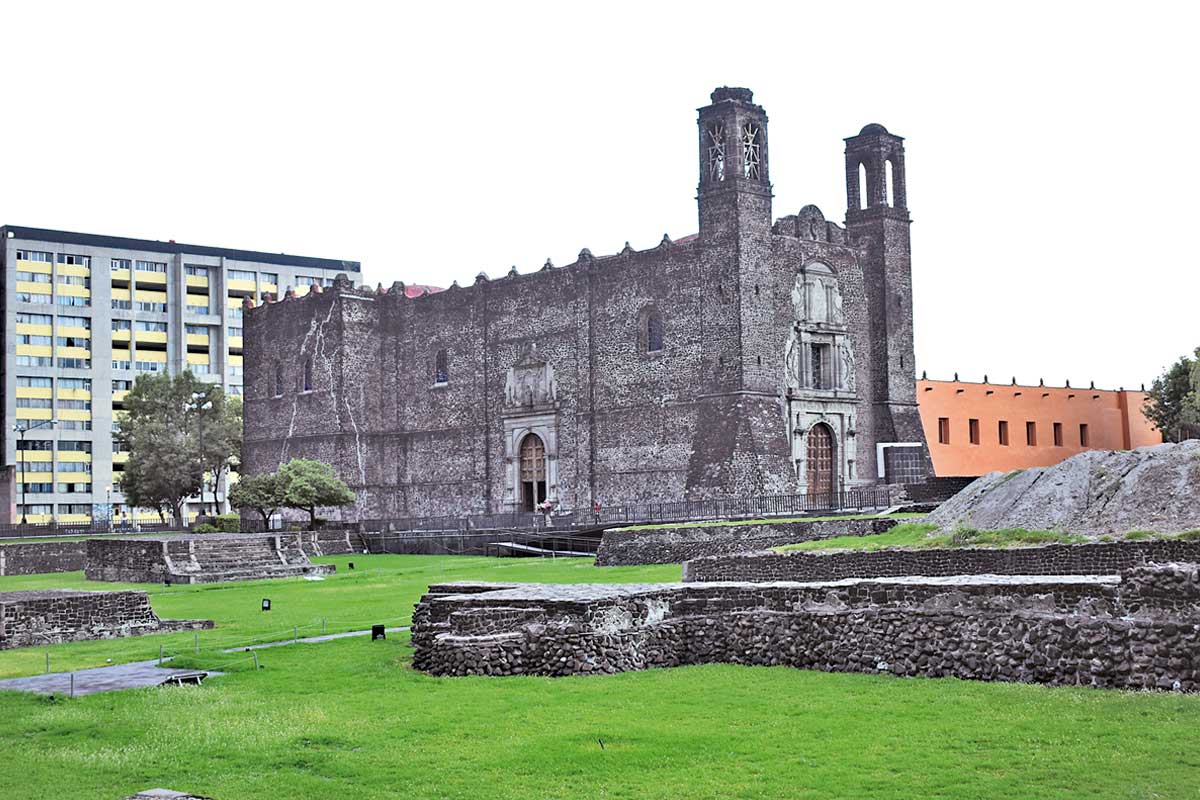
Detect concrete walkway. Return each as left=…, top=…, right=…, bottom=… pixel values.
left=0, top=625, right=409, bottom=697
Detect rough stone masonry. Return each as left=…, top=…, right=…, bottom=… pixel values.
left=241, top=88, right=930, bottom=520
left=0, top=589, right=211, bottom=649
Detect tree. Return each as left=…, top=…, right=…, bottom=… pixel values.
left=277, top=458, right=356, bottom=528
left=1145, top=350, right=1200, bottom=442
left=229, top=473, right=285, bottom=530
left=118, top=371, right=241, bottom=526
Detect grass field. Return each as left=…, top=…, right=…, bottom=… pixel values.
left=2, top=555, right=1199, bottom=799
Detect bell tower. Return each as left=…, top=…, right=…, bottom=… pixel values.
left=844, top=123, right=924, bottom=448
left=697, top=87, right=772, bottom=241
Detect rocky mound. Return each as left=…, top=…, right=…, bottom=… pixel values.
left=928, top=440, right=1200, bottom=536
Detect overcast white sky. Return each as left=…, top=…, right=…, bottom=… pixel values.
left=2, top=1, right=1195, bottom=390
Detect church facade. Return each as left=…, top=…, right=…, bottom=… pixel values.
left=241, top=87, right=929, bottom=519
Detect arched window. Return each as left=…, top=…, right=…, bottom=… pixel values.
left=434, top=349, right=449, bottom=384
left=646, top=312, right=664, bottom=353
left=706, top=122, right=726, bottom=181
left=742, top=122, right=762, bottom=180
left=274, top=363, right=284, bottom=397
left=885, top=159, right=894, bottom=207
left=302, top=358, right=313, bottom=392
left=858, top=162, right=869, bottom=209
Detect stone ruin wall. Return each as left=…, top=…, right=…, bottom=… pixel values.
left=0, top=540, right=87, bottom=576
left=682, top=539, right=1200, bottom=583
left=0, top=589, right=212, bottom=649
left=596, top=517, right=897, bottom=566
left=85, top=534, right=335, bottom=584
left=411, top=565, right=1200, bottom=691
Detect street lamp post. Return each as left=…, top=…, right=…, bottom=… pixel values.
left=191, top=392, right=214, bottom=521
left=13, top=418, right=57, bottom=526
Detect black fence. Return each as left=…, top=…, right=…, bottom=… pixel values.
left=362, top=487, right=894, bottom=536
left=364, top=529, right=602, bottom=558
left=0, top=520, right=179, bottom=540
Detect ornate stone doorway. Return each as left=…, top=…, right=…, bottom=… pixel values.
left=806, top=423, right=836, bottom=496
left=519, top=433, right=547, bottom=511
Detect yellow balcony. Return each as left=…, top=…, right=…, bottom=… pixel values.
left=228, top=336, right=243, bottom=350
left=135, top=290, right=168, bottom=304
left=111, top=268, right=131, bottom=283
left=20, top=513, right=53, bottom=524
left=112, top=390, right=129, bottom=404
left=17, top=451, right=52, bottom=463
left=58, top=388, right=91, bottom=401
left=261, top=282, right=277, bottom=295
left=112, top=287, right=132, bottom=301
left=58, top=325, right=91, bottom=338
left=112, top=350, right=132, bottom=363
left=134, top=271, right=167, bottom=286
left=228, top=353, right=243, bottom=367
left=58, top=513, right=91, bottom=524
left=16, top=281, right=53, bottom=295
left=138, top=350, right=167, bottom=364
left=186, top=333, right=210, bottom=347
left=16, top=387, right=52, bottom=399
left=135, top=331, right=168, bottom=345
left=57, top=409, right=91, bottom=422
left=15, top=323, right=53, bottom=336
left=227, top=279, right=256, bottom=294
left=112, top=451, right=129, bottom=464
left=112, top=330, right=131, bottom=343
left=16, top=408, right=53, bottom=421
left=57, top=263, right=90, bottom=278
left=186, top=275, right=210, bottom=289
left=294, top=284, right=312, bottom=296
left=57, top=451, right=92, bottom=463
left=57, top=284, right=91, bottom=298
left=186, top=353, right=211, bottom=367
left=57, top=472, right=93, bottom=484
left=17, top=344, right=53, bottom=357
left=56, top=346, right=92, bottom=360
left=16, top=259, right=52, bottom=273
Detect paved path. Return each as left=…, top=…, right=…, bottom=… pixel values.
left=0, top=625, right=409, bottom=697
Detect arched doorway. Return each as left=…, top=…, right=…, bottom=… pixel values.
left=518, top=434, right=547, bottom=511
left=806, top=423, right=836, bottom=498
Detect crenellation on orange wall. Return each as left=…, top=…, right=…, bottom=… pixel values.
left=917, top=379, right=1162, bottom=477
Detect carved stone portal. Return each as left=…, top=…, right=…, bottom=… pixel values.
left=505, top=343, right=557, bottom=409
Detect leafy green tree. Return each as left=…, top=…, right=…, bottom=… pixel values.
left=277, top=458, right=356, bottom=528
left=118, top=371, right=241, bottom=525
left=1145, top=351, right=1200, bottom=442
left=229, top=472, right=285, bottom=530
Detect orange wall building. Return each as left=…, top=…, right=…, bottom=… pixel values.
left=917, top=378, right=1162, bottom=477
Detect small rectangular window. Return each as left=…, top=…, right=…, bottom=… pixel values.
left=810, top=343, right=833, bottom=389
left=937, top=417, right=950, bottom=444
left=228, top=269, right=257, bottom=281
left=1079, top=423, right=1089, bottom=447
left=1026, top=421, right=1037, bottom=446
left=111, top=258, right=132, bottom=271
left=1053, top=422, right=1063, bottom=447
left=998, top=420, right=1009, bottom=446
left=968, top=418, right=980, bottom=445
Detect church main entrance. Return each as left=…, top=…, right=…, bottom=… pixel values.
left=519, top=433, right=547, bottom=511
left=806, top=423, right=835, bottom=497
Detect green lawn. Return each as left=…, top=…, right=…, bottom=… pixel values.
left=774, top=522, right=1200, bottom=553
left=1, top=555, right=1198, bottom=799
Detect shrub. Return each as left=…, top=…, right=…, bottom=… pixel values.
left=1124, top=530, right=1156, bottom=541
left=1175, top=529, right=1200, bottom=541
left=194, top=523, right=219, bottom=534
left=1098, top=534, right=1114, bottom=543
left=950, top=526, right=979, bottom=546
left=215, top=513, right=242, bottom=533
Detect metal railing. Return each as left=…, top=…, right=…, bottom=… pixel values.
left=362, top=487, right=893, bottom=536
left=0, top=519, right=179, bottom=540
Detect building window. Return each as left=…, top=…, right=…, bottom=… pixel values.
left=937, top=417, right=951, bottom=445
left=1053, top=422, right=1063, bottom=447
left=58, top=315, right=91, bottom=329
left=135, top=361, right=164, bottom=373
left=112, top=300, right=132, bottom=310
left=274, top=363, right=285, bottom=397
left=136, top=302, right=167, bottom=313
left=58, top=440, right=92, bottom=453
left=17, top=313, right=52, bottom=325
left=706, top=122, right=726, bottom=181
left=112, top=380, right=132, bottom=392
left=646, top=313, right=664, bottom=353
left=229, top=269, right=256, bottom=281
left=20, top=462, right=53, bottom=473
left=296, top=275, right=323, bottom=287
left=434, top=350, right=449, bottom=384
left=17, top=439, right=54, bottom=451
left=17, top=250, right=52, bottom=262
left=16, top=271, right=52, bottom=283
left=303, top=358, right=313, bottom=392
left=135, top=321, right=168, bottom=333
left=112, top=360, right=131, bottom=371
left=57, top=335, right=91, bottom=349
left=58, top=399, right=91, bottom=411
left=1079, top=423, right=1090, bottom=447
left=57, top=420, right=92, bottom=431
left=19, top=293, right=53, bottom=305
left=185, top=265, right=209, bottom=277
left=57, top=274, right=91, bottom=288
left=56, top=295, right=90, bottom=307
left=185, top=324, right=208, bottom=335
left=228, top=385, right=243, bottom=397
left=60, top=377, right=91, bottom=391
left=17, top=356, right=54, bottom=367
left=742, top=122, right=763, bottom=180
left=135, top=260, right=167, bottom=273
left=16, top=398, right=53, bottom=409
left=111, top=258, right=132, bottom=271
left=227, top=326, right=243, bottom=338
left=57, top=253, right=91, bottom=267
left=18, top=334, right=53, bottom=346
left=17, top=376, right=53, bottom=389
left=261, top=272, right=278, bottom=285
left=1026, top=421, right=1037, bottom=446
left=810, top=343, right=833, bottom=389
left=227, top=307, right=243, bottom=319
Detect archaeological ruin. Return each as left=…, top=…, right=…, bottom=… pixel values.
left=0, top=589, right=211, bottom=649
left=241, top=87, right=930, bottom=521
left=85, top=533, right=336, bottom=584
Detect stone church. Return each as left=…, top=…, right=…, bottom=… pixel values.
left=242, top=87, right=929, bottom=519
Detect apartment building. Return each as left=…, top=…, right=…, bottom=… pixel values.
left=1, top=225, right=359, bottom=524
left=917, top=376, right=1162, bottom=477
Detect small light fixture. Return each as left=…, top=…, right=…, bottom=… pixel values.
left=348, top=562, right=354, bottom=570
left=261, top=598, right=271, bottom=612
left=371, top=625, right=386, bottom=641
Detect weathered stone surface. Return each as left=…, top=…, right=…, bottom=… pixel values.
left=411, top=566, right=1200, bottom=691
left=682, top=539, right=1200, bottom=583
left=85, top=534, right=336, bottom=584
left=928, top=441, right=1200, bottom=535
left=0, top=540, right=87, bottom=575
left=0, top=589, right=211, bottom=649
left=596, top=517, right=897, bottom=566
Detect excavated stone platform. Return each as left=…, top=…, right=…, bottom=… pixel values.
left=0, top=589, right=212, bottom=649
left=85, top=533, right=336, bottom=584
left=411, top=564, right=1200, bottom=691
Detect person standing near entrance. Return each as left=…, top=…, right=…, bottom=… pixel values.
left=540, top=498, right=554, bottom=528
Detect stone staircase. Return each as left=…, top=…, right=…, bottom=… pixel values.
left=162, top=534, right=336, bottom=584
